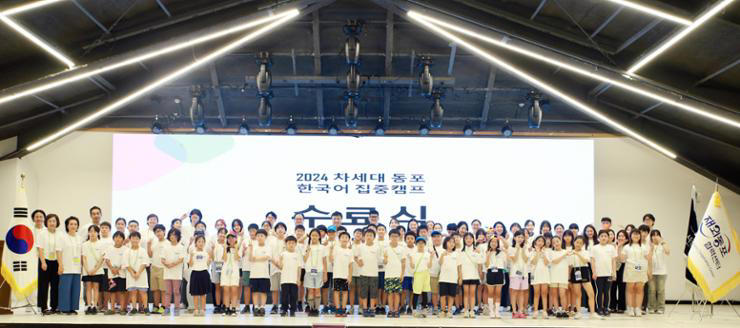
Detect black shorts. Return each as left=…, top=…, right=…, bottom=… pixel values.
left=439, top=282, right=458, bottom=297
left=333, top=278, right=348, bottom=292
left=570, top=266, right=591, bottom=283
left=322, top=272, right=334, bottom=289
left=101, top=269, right=109, bottom=291
left=462, top=279, right=479, bottom=286
left=250, top=278, right=271, bottom=293
left=300, top=269, right=306, bottom=283
left=82, top=274, right=106, bottom=285
left=486, top=269, right=505, bottom=285
left=110, top=277, right=126, bottom=292
left=378, top=272, right=386, bottom=289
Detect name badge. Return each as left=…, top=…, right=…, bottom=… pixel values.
left=515, top=270, right=523, bottom=277
left=491, top=268, right=498, bottom=273
left=73, top=257, right=81, bottom=264
left=574, top=269, right=582, bottom=281
left=310, top=269, right=318, bottom=275
left=634, top=265, right=642, bottom=272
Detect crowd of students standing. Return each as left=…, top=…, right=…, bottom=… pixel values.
left=30, top=206, right=671, bottom=320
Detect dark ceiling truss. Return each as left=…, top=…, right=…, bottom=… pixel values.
left=0, top=0, right=738, bottom=192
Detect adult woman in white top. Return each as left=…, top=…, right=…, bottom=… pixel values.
left=647, top=230, right=669, bottom=314
left=56, top=216, right=84, bottom=314
left=37, top=214, right=60, bottom=314
left=621, top=229, right=651, bottom=317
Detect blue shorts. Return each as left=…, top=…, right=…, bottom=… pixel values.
left=127, top=287, right=147, bottom=292
left=402, top=276, right=413, bottom=290
left=378, top=272, right=386, bottom=289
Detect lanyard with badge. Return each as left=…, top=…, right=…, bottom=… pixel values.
left=632, top=246, right=643, bottom=271
left=48, top=232, right=57, bottom=260
left=69, top=235, right=81, bottom=265
left=224, top=247, right=235, bottom=276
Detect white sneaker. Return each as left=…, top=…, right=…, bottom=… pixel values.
left=574, top=312, right=582, bottom=319
left=591, top=313, right=602, bottom=320
left=636, top=309, right=642, bottom=317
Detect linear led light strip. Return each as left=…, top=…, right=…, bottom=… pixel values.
left=26, top=9, right=300, bottom=152
left=607, top=0, right=692, bottom=25
left=0, top=15, right=75, bottom=68
left=407, top=11, right=740, bottom=130
left=627, top=0, right=735, bottom=74
left=0, top=0, right=65, bottom=16
left=407, top=12, right=677, bottom=159
left=0, top=8, right=298, bottom=106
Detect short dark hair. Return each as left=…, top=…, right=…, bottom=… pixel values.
left=167, top=229, right=181, bottom=242
left=369, top=210, right=379, bottom=216
left=295, top=224, right=305, bottom=232
left=232, top=219, right=244, bottom=231
left=389, top=228, right=400, bottom=237
left=113, top=231, right=126, bottom=240
left=64, top=216, right=79, bottom=232
left=146, top=213, right=159, bottom=222
left=129, top=231, right=141, bottom=239
left=100, top=221, right=111, bottom=229
left=248, top=223, right=259, bottom=231
left=189, top=209, right=202, bottom=221
left=601, top=217, right=612, bottom=223
left=195, top=221, right=207, bottom=229
left=31, top=209, right=46, bottom=222
left=44, top=213, right=59, bottom=228
left=638, top=224, right=651, bottom=233
left=642, top=213, right=655, bottom=222
left=89, top=206, right=101, bottom=215
left=285, top=235, right=297, bottom=243
left=364, top=229, right=376, bottom=237
left=339, top=232, right=351, bottom=240
left=404, top=231, right=417, bottom=239
left=153, top=224, right=166, bottom=233
left=128, top=220, right=139, bottom=227
left=265, top=211, right=277, bottom=219
left=597, top=229, right=609, bottom=238
left=568, top=223, right=579, bottom=230
left=331, top=211, right=343, bottom=218
left=275, top=222, right=287, bottom=231
left=256, top=229, right=268, bottom=236
left=115, top=217, right=126, bottom=225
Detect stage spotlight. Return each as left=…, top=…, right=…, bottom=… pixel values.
left=374, top=117, right=385, bottom=136
left=501, top=123, right=513, bottom=137
left=238, top=117, right=249, bottom=135
left=151, top=115, right=163, bottom=134
left=194, top=122, right=207, bottom=134
left=328, top=122, right=339, bottom=135
left=418, top=56, right=434, bottom=97
left=463, top=124, right=473, bottom=136
left=430, top=91, right=444, bottom=128
left=344, top=97, right=358, bottom=128
left=286, top=115, right=297, bottom=135
left=419, top=122, right=430, bottom=136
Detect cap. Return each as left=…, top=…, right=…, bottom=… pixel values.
left=415, top=236, right=427, bottom=243
left=328, top=225, right=337, bottom=232
left=446, top=223, right=458, bottom=231
left=431, top=231, right=442, bottom=237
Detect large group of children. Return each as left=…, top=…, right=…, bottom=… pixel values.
left=31, top=206, right=671, bottom=320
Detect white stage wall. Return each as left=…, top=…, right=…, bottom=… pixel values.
left=1, top=131, right=738, bottom=300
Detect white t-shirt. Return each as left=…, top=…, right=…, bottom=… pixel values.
left=270, top=237, right=286, bottom=274
left=150, top=238, right=167, bottom=269
left=324, top=239, right=337, bottom=272
left=358, top=243, right=382, bottom=277
left=351, top=242, right=362, bottom=276
left=459, top=248, right=482, bottom=280
left=163, top=242, right=186, bottom=280
left=409, top=250, right=432, bottom=274
left=332, top=246, right=354, bottom=280
left=571, top=249, right=590, bottom=267
left=240, top=238, right=253, bottom=271
left=590, top=244, right=617, bottom=277
left=55, top=233, right=83, bottom=274
left=508, top=246, right=531, bottom=275
left=438, top=250, right=461, bottom=283
left=651, top=244, right=667, bottom=275
left=82, top=240, right=106, bottom=276
left=529, top=249, right=550, bottom=283
left=429, top=246, right=442, bottom=277
left=212, top=242, right=225, bottom=265
left=190, top=249, right=210, bottom=271
left=547, top=249, right=569, bottom=284
left=222, top=247, right=240, bottom=277
left=304, top=244, right=325, bottom=272
left=279, top=251, right=302, bottom=284
left=376, top=238, right=388, bottom=272
left=403, top=245, right=416, bottom=277
left=141, top=228, right=156, bottom=247
left=38, top=230, right=58, bottom=261
left=384, top=244, right=406, bottom=278
left=105, top=244, right=128, bottom=278
left=486, top=250, right=507, bottom=270
left=33, top=226, right=46, bottom=248
left=250, top=243, right=272, bottom=278
left=123, top=247, right=150, bottom=288
left=622, top=244, right=648, bottom=270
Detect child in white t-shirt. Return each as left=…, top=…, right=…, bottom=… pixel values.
left=330, top=231, right=354, bottom=316
left=529, top=236, right=550, bottom=319
left=647, top=230, right=669, bottom=314
left=123, top=232, right=150, bottom=315
left=161, top=229, right=185, bottom=315
left=383, top=229, right=406, bottom=317
left=221, top=233, right=242, bottom=316
left=276, top=236, right=302, bottom=316
left=591, top=230, right=617, bottom=316
left=81, top=225, right=106, bottom=314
